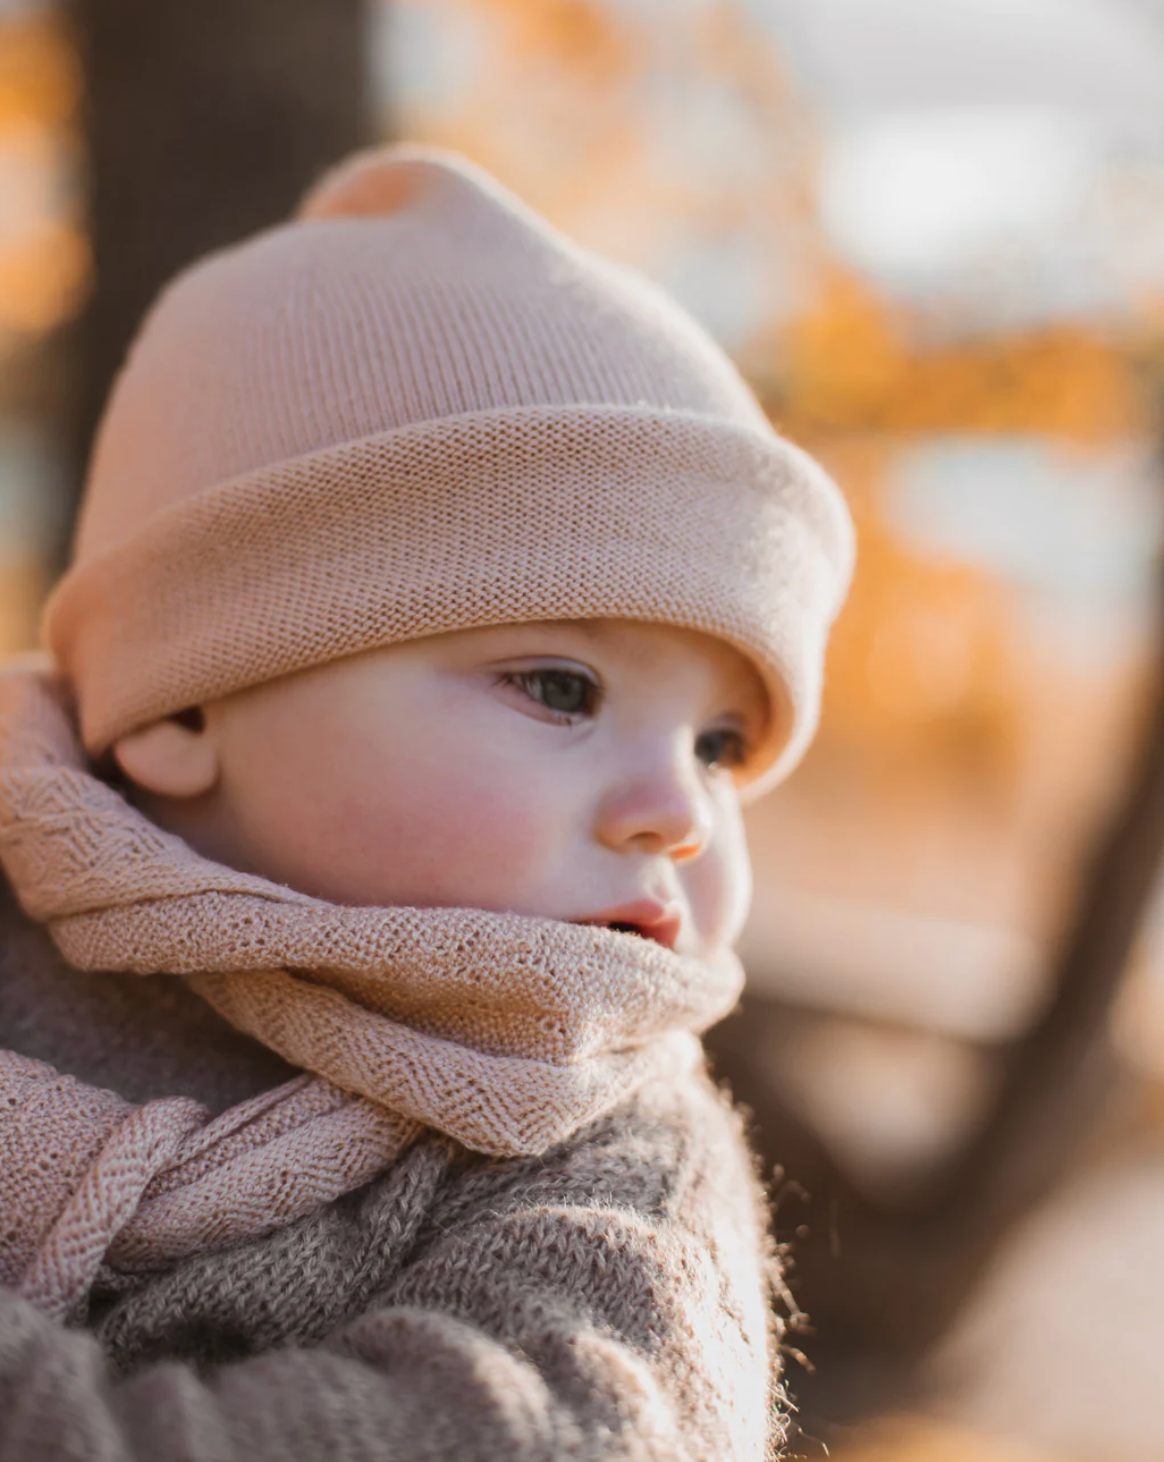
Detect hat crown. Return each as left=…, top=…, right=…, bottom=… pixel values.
left=75, top=147, right=769, bottom=563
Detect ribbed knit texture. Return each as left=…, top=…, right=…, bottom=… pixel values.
left=0, top=658, right=743, bottom=1326
left=42, top=144, right=853, bottom=791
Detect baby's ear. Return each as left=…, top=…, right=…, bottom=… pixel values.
left=112, top=709, right=219, bottom=797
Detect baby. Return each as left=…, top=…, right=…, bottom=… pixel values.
left=0, top=146, right=852, bottom=1460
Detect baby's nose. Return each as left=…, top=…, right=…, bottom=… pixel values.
left=594, top=761, right=713, bottom=861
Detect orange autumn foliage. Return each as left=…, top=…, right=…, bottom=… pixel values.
left=475, top=0, right=633, bottom=83
left=0, top=219, right=89, bottom=333
left=803, top=437, right=1024, bottom=785
left=777, top=269, right=1143, bottom=443
left=0, top=15, right=88, bottom=335
left=0, top=14, right=80, bottom=132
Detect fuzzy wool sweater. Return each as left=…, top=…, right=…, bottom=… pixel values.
left=0, top=869, right=784, bottom=1461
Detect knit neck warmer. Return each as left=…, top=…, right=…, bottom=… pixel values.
left=0, top=660, right=743, bottom=1321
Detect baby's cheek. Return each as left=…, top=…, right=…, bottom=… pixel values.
left=683, top=821, right=752, bottom=954
left=364, top=753, right=566, bottom=909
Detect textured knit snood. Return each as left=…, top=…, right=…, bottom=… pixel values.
left=0, top=659, right=744, bottom=1323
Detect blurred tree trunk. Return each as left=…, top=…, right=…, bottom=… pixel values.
left=61, top=0, right=373, bottom=561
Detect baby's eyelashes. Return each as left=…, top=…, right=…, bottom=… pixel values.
left=494, top=666, right=602, bottom=724
left=694, top=726, right=749, bottom=771
left=494, top=665, right=752, bottom=774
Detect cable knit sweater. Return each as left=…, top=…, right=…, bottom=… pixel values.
left=0, top=871, right=784, bottom=1461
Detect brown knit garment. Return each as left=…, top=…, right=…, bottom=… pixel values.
left=43, top=145, right=853, bottom=792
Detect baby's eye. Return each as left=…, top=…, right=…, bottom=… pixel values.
left=505, top=668, right=600, bottom=718
left=695, top=726, right=748, bottom=771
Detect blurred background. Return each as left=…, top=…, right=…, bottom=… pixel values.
left=3, top=0, right=1164, bottom=1456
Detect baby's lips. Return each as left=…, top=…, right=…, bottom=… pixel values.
left=575, top=899, right=683, bottom=950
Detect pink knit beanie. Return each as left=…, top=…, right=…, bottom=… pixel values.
left=43, top=144, right=854, bottom=793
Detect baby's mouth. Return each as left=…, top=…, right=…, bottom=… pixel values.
left=576, top=901, right=683, bottom=951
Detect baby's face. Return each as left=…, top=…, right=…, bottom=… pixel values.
left=118, top=620, right=768, bottom=961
